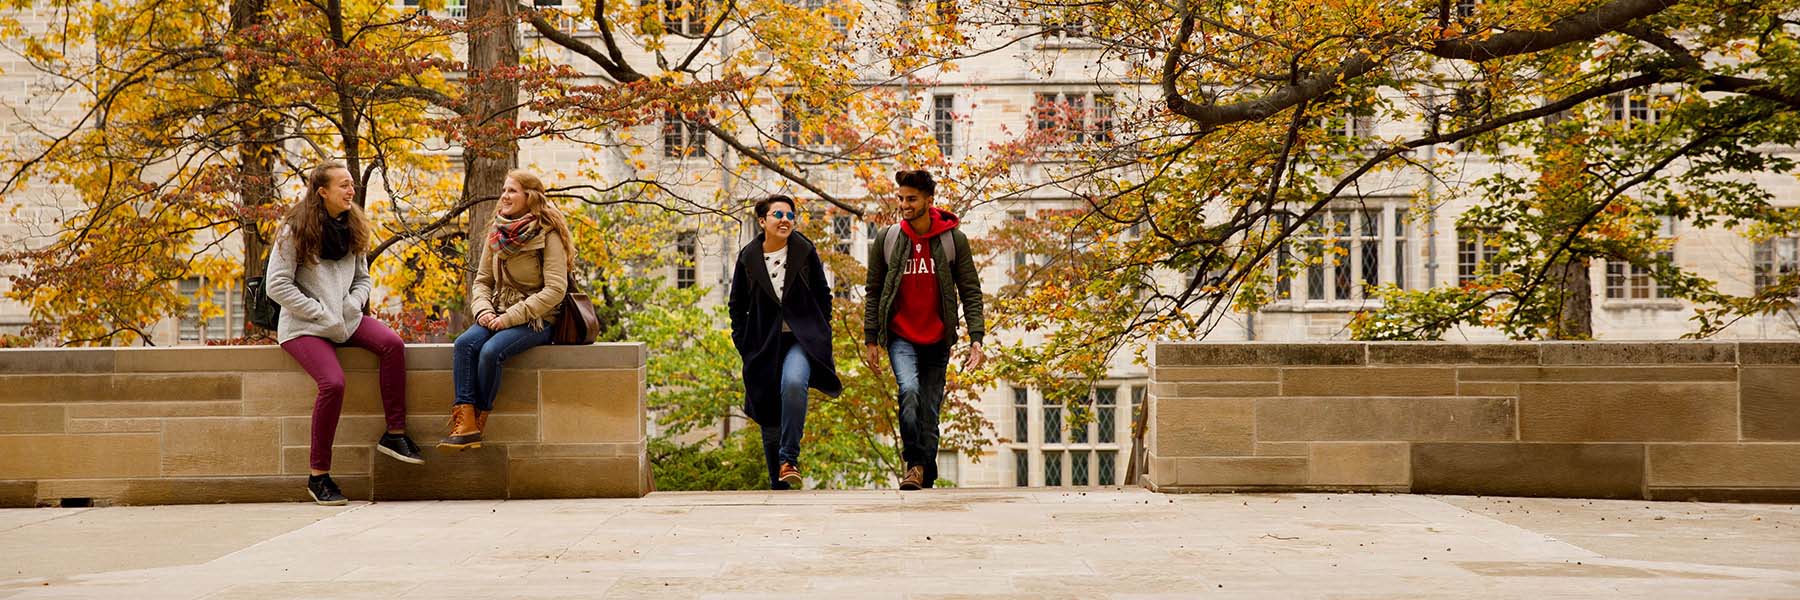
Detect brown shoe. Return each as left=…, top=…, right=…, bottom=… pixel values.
left=438, top=404, right=483, bottom=450
left=899, top=465, right=924, bottom=491
left=475, top=409, right=490, bottom=433
left=779, top=463, right=803, bottom=488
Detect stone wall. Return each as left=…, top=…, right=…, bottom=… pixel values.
left=1146, top=341, right=1800, bottom=502
left=0, top=344, right=649, bottom=507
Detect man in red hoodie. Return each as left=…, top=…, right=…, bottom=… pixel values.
left=863, top=169, right=986, bottom=490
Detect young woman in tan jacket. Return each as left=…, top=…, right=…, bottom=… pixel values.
left=440, top=170, right=574, bottom=449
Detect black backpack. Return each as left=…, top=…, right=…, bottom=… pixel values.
left=245, top=276, right=280, bottom=331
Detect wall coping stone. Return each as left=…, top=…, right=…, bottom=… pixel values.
left=1, top=343, right=647, bottom=373
left=1150, top=341, right=1800, bottom=368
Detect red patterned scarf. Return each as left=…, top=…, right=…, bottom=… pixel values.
left=487, top=213, right=540, bottom=256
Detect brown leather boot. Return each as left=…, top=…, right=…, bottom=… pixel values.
left=899, top=465, right=925, bottom=491
left=475, top=409, right=490, bottom=434
left=438, top=404, right=483, bottom=450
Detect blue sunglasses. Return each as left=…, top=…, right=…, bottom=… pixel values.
left=767, top=210, right=797, bottom=220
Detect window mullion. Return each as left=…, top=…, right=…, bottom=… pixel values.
left=1379, top=205, right=1396, bottom=291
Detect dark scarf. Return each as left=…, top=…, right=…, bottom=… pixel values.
left=320, top=210, right=353, bottom=261
left=488, top=213, right=541, bottom=257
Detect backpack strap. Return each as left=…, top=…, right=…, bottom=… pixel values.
left=883, top=224, right=903, bottom=265
left=883, top=223, right=957, bottom=266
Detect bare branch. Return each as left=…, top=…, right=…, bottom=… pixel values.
left=696, top=122, right=864, bottom=217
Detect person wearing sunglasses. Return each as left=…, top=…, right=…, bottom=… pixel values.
left=728, top=194, right=842, bottom=489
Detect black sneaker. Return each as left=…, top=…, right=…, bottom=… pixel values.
left=377, top=432, right=425, bottom=465
left=307, top=474, right=347, bottom=506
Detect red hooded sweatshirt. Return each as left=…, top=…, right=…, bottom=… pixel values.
left=891, top=208, right=959, bottom=345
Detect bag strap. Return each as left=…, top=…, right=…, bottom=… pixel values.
left=883, top=224, right=902, bottom=265
left=883, top=224, right=957, bottom=266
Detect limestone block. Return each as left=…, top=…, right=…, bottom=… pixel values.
left=0, top=375, right=111, bottom=403
left=114, top=347, right=293, bottom=373
left=404, top=414, right=537, bottom=443
left=401, top=369, right=537, bottom=416
left=0, top=434, right=160, bottom=479
left=1152, top=397, right=1254, bottom=456
left=282, top=446, right=372, bottom=475
left=1741, top=367, right=1800, bottom=441
left=0, top=405, right=63, bottom=433
left=109, top=374, right=240, bottom=401
left=280, top=415, right=385, bottom=446
left=1539, top=342, right=1735, bottom=365
left=539, top=369, right=643, bottom=443
left=1516, top=382, right=1736, bottom=442
left=1169, top=457, right=1308, bottom=486
left=38, top=476, right=371, bottom=505
left=508, top=457, right=645, bottom=498
left=1457, top=366, right=1737, bottom=382
left=161, top=418, right=282, bottom=476
left=371, top=444, right=508, bottom=501
left=1255, top=442, right=1310, bottom=456
left=0, top=349, right=113, bottom=374
left=1146, top=456, right=1177, bottom=488
left=0, top=481, right=37, bottom=508
left=1149, top=382, right=1280, bottom=397
left=67, top=401, right=240, bottom=419
left=242, top=371, right=382, bottom=416
left=1367, top=343, right=1539, bottom=365
left=509, top=343, right=647, bottom=370
left=1256, top=397, right=1515, bottom=441
left=1309, top=442, right=1409, bottom=486
left=1647, top=443, right=1800, bottom=487
left=1149, top=367, right=1281, bottom=382
left=505, top=443, right=640, bottom=459
left=1738, top=341, right=1800, bottom=366
left=67, top=418, right=161, bottom=433
left=1154, top=343, right=1364, bottom=367
left=401, top=345, right=452, bottom=371
left=1282, top=368, right=1456, bottom=396
left=1411, top=442, right=1644, bottom=499
left=1646, top=487, right=1800, bottom=503
left=1457, top=382, right=1519, bottom=397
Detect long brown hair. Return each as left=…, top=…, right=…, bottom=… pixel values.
left=501, top=169, right=575, bottom=270
left=281, top=161, right=372, bottom=264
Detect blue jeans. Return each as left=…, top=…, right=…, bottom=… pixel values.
left=889, top=337, right=950, bottom=485
left=761, top=337, right=811, bottom=489
left=452, top=323, right=554, bottom=412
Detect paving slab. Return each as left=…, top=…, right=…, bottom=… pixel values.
left=0, top=489, right=1794, bottom=599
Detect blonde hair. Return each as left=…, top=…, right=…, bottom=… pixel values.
left=503, top=170, right=575, bottom=270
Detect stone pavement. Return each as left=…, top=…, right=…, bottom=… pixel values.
left=0, top=488, right=1796, bottom=599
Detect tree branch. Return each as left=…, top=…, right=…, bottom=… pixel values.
left=695, top=121, right=864, bottom=217
left=1430, top=0, right=1677, bottom=62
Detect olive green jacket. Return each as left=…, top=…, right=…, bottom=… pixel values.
left=862, top=225, right=984, bottom=348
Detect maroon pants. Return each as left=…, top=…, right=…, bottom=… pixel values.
left=280, top=316, right=408, bottom=472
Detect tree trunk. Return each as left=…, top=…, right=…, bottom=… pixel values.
left=1552, top=257, right=1592, bottom=339
left=459, top=0, right=521, bottom=326
left=232, top=0, right=277, bottom=336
